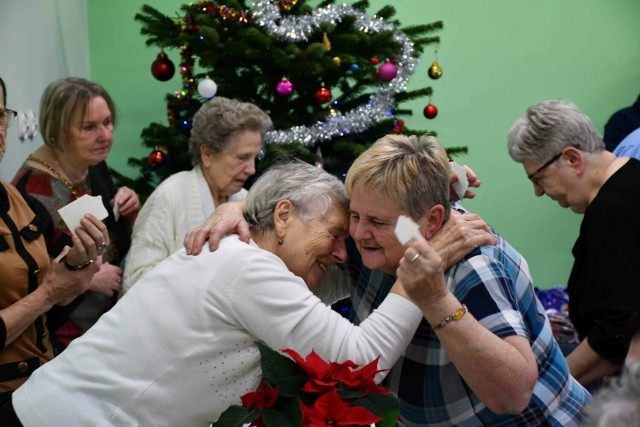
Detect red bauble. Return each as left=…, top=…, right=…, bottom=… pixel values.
left=370, top=57, right=379, bottom=65
left=151, top=51, right=175, bottom=81
left=423, top=103, right=438, bottom=119
left=315, top=85, right=332, bottom=104
left=147, top=148, right=168, bottom=167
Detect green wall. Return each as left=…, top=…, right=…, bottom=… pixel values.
left=88, top=0, right=640, bottom=289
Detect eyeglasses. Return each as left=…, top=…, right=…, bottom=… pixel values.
left=0, top=109, right=17, bottom=128
left=527, top=152, right=563, bottom=181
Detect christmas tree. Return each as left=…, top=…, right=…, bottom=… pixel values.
left=115, top=0, right=465, bottom=199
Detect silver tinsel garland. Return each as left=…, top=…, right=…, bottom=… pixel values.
left=251, top=0, right=417, bottom=146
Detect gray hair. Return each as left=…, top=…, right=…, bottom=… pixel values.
left=507, top=99, right=605, bottom=164
left=188, top=96, right=272, bottom=166
left=244, top=160, right=349, bottom=233
left=583, top=362, right=640, bottom=427
left=345, top=134, right=451, bottom=222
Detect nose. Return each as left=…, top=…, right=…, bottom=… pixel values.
left=245, top=159, right=256, bottom=176
left=99, top=124, right=113, bottom=140
left=332, top=238, right=348, bottom=264
left=533, top=183, right=545, bottom=197
left=350, top=220, right=371, bottom=241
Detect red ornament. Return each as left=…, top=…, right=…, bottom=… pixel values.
left=378, top=60, right=398, bottom=82
left=370, top=57, right=379, bottom=65
left=151, top=51, right=175, bottom=81
left=393, top=119, right=405, bottom=134
left=315, top=85, right=332, bottom=104
left=147, top=148, right=168, bottom=167
left=423, top=103, right=438, bottom=119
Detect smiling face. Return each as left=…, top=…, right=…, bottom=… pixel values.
left=63, top=96, right=114, bottom=167
left=348, top=185, right=408, bottom=275
left=279, top=202, right=350, bottom=290
left=201, top=129, right=262, bottom=201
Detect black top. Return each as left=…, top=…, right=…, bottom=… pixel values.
left=568, top=158, right=640, bottom=364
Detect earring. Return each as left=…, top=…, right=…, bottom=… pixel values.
left=278, top=233, right=284, bottom=245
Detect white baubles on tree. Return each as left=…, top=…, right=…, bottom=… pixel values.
left=197, top=76, right=218, bottom=99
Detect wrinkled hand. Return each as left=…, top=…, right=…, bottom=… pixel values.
left=450, top=163, right=481, bottom=201
left=113, top=186, right=141, bottom=217
left=184, top=201, right=249, bottom=255
left=429, top=210, right=497, bottom=268
left=396, top=239, right=449, bottom=308
left=88, top=259, right=123, bottom=297
left=42, top=247, right=100, bottom=306
left=65, top=214, right=110, bottom=267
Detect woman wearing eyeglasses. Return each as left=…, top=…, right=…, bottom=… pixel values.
left=507, top=99, right=640, bottom=389
left=11, top=78, right=141, bottom=352
left=0, top=77, right=108, bottom=414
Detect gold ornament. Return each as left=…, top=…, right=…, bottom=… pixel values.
left=428, top=61, right=443, bottom=79
left=323, top=32, right=332, bottom=52
left=332, top=56, right=341, bottom=66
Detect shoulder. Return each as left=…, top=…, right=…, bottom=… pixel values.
left=147, top=170, right=196, bottom=200
left=229, top=188, right=248, bottom=201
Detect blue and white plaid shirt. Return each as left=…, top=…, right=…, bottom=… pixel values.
left=325, top=216, right=590, bottom=426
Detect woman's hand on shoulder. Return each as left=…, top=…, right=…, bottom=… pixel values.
left=429, top=210, right=496, bottom=268
left=184, top=201, right=249, bottom=255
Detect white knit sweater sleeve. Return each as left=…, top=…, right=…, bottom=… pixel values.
left=225, top=249, right=423, bottom=381
left=121, top=171, right=201, bottom=293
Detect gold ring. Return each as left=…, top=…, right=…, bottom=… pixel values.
left=409, top=253, right=420, bottom=263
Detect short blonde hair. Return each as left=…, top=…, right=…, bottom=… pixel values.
left=345, top=134, right=451, bottom=221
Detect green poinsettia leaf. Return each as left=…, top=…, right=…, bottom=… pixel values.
left=256, top=342, right=307, bottom=396
left=262, top=397, right=303, bottom=427
left=352, top=393, right=400, bottom=427
left=209, top=405, right=260, bottom=427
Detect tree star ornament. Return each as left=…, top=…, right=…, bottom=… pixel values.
left=251, top=0, right=419, bottom=146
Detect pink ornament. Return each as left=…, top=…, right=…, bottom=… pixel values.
left=276, top=78, right=293, bottom=96
left=378, top=60, right=398, bottom=82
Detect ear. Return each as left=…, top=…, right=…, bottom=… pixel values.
left=419, top=205, right=445, bottom=240
left=273, top=200, right=293, bottom=236
left=562, top=146, right=585, bottom=174
left=200, top=144, right=213, bottom=167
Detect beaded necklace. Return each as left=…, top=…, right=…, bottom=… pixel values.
left=27, top=155, right=82, bottom=199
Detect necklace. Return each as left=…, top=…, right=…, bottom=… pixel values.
left=27, top=155, right=82, bottom=199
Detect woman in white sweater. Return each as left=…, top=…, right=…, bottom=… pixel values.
left=10, top=161, right=440, bottom=426
left=121, top=97, right=272, bottom=293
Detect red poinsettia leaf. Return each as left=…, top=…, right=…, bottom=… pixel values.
left=301, top=389, right=381, bottom=427
left=241, top=381, right=280, bottom=409
left=283, top=348, right=331, bottom=379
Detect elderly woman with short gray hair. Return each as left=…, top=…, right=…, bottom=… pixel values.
left=508, top=99, right=640, bottom=388
left=122, top=96, right=272, bottom=292
left=11, top=160, right=438, bottom=426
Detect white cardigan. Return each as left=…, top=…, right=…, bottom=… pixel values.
left=13, top=237, right=423, bottom=426
left=121, top=165, right=247, bottom=293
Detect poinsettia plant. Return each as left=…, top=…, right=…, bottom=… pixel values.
left=210, top=342, right=400, bottom=427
